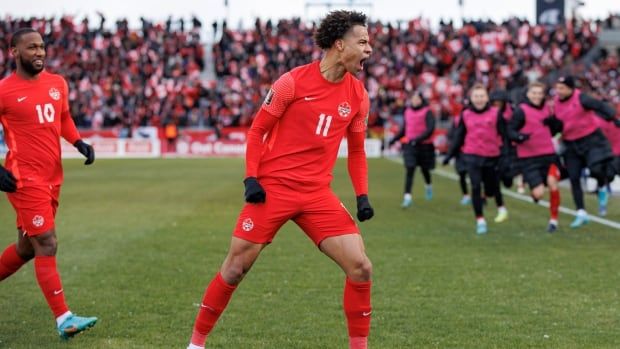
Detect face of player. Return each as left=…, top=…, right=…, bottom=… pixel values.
left=527, top=86, right=545, bottom=106
left=12, top=32, right=46, bottom=77
left=411, top=94, right=422, bottom=107
left=338, top=24, right=372, bottom=74
left=554, top=83, right=573, bottom=100
left=470, top=89, right=489, bottom=110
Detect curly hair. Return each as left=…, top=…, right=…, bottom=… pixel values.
left=314, top=10, right=367, bottom=50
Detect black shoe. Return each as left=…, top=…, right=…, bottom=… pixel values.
left=546, top=222, right=557, bottom=233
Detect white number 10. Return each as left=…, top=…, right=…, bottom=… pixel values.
left=315, top=113, right=332, bottom=137
left=35, top=103, right=55, bottom=124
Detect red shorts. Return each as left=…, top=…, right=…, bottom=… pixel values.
left=233, top=183, right=359, bottom=246
left=6, top=185, right=60, bottom=236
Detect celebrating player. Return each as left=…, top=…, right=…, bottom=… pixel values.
left=508, top=82, right=564, bottom=232
left=0, top=28, right=97, bottom=338
left=443, top=84, right=508, bottom=234
left=389, top=91, right=436, bottom=207
left=544, top=76, right=617, bottom=227
left=187, top=11, right=374, bottom=349
left=594, top=112, right=620, bottom=215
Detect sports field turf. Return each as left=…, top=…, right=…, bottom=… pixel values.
left=1, top=158, right=619, bottom=348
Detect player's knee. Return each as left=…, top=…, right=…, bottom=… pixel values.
left=220, top=258, right=246, bottom=285
left=349, top=257, right=372, bottom=282
left=532, top=186, right=544, bottom=200
left=15, top=244, right=34, bottom=261
left=32, top=232, right=58, bottom=256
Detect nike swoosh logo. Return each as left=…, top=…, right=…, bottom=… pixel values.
left=17, top=97, right=27, bottom=102
left=304, top=96, right=318, bottom=101
left=53, top=289, right=63, bottom=295
left=362, top=311, right=372, bottom=317
left=200, top=304, right=215, bottom=311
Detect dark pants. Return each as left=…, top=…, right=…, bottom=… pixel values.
left=463, top=154, right=504, bottom=218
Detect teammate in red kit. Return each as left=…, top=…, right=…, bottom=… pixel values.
left=0, top=28, right=97, bottom=339
left=187, top=11, right=374, bottom=349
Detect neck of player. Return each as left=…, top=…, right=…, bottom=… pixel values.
left=319, top=54, right=347, bottom=83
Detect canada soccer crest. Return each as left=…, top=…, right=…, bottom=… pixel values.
left=32, top=215, right=45, bottom=228
left=338, top=101, right=351, bottom=118
left=49, top=87, right=61, bottom=101
left=242, top=218, right=254, bottom=232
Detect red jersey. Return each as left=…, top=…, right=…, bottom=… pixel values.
left=0, top=71, right=81, bottom=188
left=248, top=61, right=369, bottom=192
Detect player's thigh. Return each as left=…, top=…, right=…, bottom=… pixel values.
left=319, top=234, right=371, bottom=281
left=232, top=185, right=298, bottom=244
left=294, top=189, right=359, bottom=247
left=6, top=186, right=57, bottom=237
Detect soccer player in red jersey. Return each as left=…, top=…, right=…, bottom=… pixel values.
left=0, top=28, right=97, bottom=339
left=188, top=11, right=374, bottom=349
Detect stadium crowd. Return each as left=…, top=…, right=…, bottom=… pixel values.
left=1, top=14, right=618, bottom=132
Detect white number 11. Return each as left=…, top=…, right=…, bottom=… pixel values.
left=315, top=113, right=332, bottom=137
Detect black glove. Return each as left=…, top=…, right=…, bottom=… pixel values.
left=542, top=116, right=554, bottom=127
left=515, top=133, right=530, bottom=144
left=409, top=139, right=418, bottom=146
left=243, top=177, right=266, bottom=203
left=0, top=165, right=17, bottom=193
left=356, top=194, right=374, bottom=222
left=74, top=140, right=95, bottom=165
left=614, top=119, right=620, bottom=128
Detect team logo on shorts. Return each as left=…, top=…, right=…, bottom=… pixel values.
left=49, top=87, right=61, bottom=101
left=32, top=215, right=45, bottom=228
left=242, top=218, right=254, bottom=232
left=338, top=102, right=351, bottom=118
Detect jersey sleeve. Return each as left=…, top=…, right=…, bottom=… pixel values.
left=349, top=89, right=369, bottom=133
left=60, top=78, right=81, bottom=144
left=260, top=72, right=295, bottom=118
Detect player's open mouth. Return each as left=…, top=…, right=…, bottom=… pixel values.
left=359, top=58, right=367, bottom=70
left=33, top=59, right=44, bottom=66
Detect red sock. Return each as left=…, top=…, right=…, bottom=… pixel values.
left=550, top=189, right=560, bottom=220
left=191, top=272, right=237, bottom=346
left=344, top=278, right=372, bottom=349
left=0, top=244, right=28, bottom=281
left=34, top=256, right=69, bottom=317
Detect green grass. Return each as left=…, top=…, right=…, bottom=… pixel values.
left=1, top=158, right=619, bottom=348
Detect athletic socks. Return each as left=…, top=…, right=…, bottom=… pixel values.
left=56, top=310, right=73, bottom=327
left=343, top=278, right=372, bottom=348
left=550, top=189, right=560, bottom=221
left=34, top=256, right=69, bottom=317
left=190, top=272, right=237, bottom=347
left=0, top=244, right=27, bottom=281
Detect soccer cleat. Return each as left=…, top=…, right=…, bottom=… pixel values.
left=425, top=186, right=433, bottom=201
left=460, top=196, right=471, bottom=205
left=494, top=210, right=508, bottom=223
left=401, top=195, right=412, bottom=208
left=57, top=314, right=97, bottom=340
left=546, top=222, right=558, bottom=233
left=569, top=215, right=589, bottom=229
left=598, top=190, right=608, bottom=216
left=476, top=221, right=488, bottom=235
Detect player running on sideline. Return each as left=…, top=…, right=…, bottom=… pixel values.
left=0, top=28, right=97, bottom=339
left=508, top=82, right=565, bottom=232
left=594, top=111, right=620, bottom=215
left=443, top=84, right=508, bottom=234
left=544, top=76, right=617, bottom=227
left=187, top=11, right=374, bottom=349
left=389, top=92, right=436, bottom=207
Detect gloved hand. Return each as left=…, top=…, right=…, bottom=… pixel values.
left=244, top=177, right=266, bottom=203
left=74, top=140, right=95, bottom=165
left=614, top=119, right=620, bottom=128
left=542, top=116, right=554, bottom=126
left=442, top=156, right=451, bottom=166
left=0, top=165, right=17, bottom=193
left=356, top=194, right=374, bottom=222
left=409, top=139, right=418, bottom=146
left=515, top=133, right=530, bottom=144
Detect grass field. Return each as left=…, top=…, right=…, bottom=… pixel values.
left=1, top=158, right=620, bottom=349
